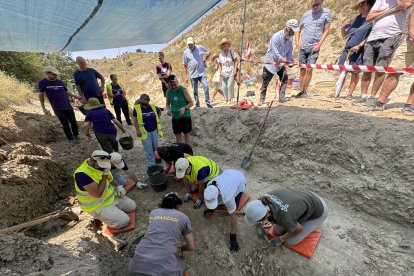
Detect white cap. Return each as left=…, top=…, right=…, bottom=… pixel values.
left=110, top=152, right=125, bottom=169
left=204, top=185, right=219, bottom=209
left=175, top=158, right=189, bottom=179
left=286, top=19, right=300, bottom=33
left=187, top=37, right=194, bottom=45
left=91, top=150, right=111, bottom=169
left=44, top=65, right=60, bottom=75
left=244, top=200, right=268, bottom=227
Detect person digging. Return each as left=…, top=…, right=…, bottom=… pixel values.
left=203, top=169, right=247, bottom=252
left=244, top=187, right=328, bottom=247
left=73, top=150, right=136, bottom=229
left=175, top=156, right=221, bottom=209
left=109, top=152, right=147, bottom=189
left=155, top=143, right=194, bottom=175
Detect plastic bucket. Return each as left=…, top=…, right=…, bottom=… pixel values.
left=119, top=134, right=134, bottom=150
left=147, top=164, right=164, bottom=177
left=149, top=173, right=168, bottom=192
left=292, top=78, right=300, bottom=90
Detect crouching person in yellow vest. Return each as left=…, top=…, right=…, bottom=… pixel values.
left=133, top=94, right=163, bottom=169
left=175, top=156, right=221, bottom=209
left=74, top=150, right=137, bottom=229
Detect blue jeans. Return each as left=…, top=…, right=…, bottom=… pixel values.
left=113, top=172, right=126, bottom=186
left=222, top=75, right=235, bottom=100
left=140, top=130, right=158, bottom=167
left=191, top=75, right=211, bottom=107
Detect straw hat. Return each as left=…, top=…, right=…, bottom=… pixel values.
left=218, top=38, right=232, bottom=48
left=84, top=97, right=105, bottom=110
left=351, top=0, right=366, bottom=10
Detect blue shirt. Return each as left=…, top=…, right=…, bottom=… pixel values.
left=74, top=68, right=103, bottom=99
left=38, top=78, right=72, bottom=111
left=299, top=8, right=332, bottom=50
left=263, top=30, right=294, bottom=74
left=183, top=45, right=210, bottom=78
left=84, top=107, right=117, bottom=135
left=345, top=15, right=372, bottom=49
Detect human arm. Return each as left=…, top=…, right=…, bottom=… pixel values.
left=96, top=70, right=105, bottom=92
left=181, top=232, right=196, bottom=251
left=133, top=115, right=142, bottom=137
left=178, top=88, right=194, bottom=116
left=65, top=90, right=81, bottom=100
left=279, top=222, right=304, bottom=242
left=183, top=64, right=189, bottom=84
left=271, top=35, right=287, bottom=63
left=112, top=119, right=126, bottom=133
left=313, top=23, right=330, bottom=53
left=125, top=170, right=138, bottom=183
left=84, top=122, right=92, bottom=138
left=165, top=94, right=172, bottom=116
left=350, top=38, right=368, bottom=52
left=409, top=10, right=414, bottom=41
left=82, top=170, right=110, bottom=198
left=341, top=19, right=352, bottom=38
left=366, top=1, right=413, bottom=23
left=38, top=92, right=51, bottom=116
left=75, top=85, right=85, bottom=99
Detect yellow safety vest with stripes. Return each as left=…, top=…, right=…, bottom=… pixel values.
left=134, top=103, right=164, bottom=140
left=185, top=156, right=220, bottom=184
left=106, top=83, right=126, bottom=106
left=73, top=159, right=115, bottom=213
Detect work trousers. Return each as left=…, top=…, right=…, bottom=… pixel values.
left=53, top=109, right=79, bottom=141
left=114, top=102, right=131, bottom=125
left=90, top=196, right=136, bottom=229
left=95, top=132, right=119, bottom=153
left=260, top=66, right=288, bottom=103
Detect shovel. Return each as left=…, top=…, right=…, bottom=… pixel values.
left=241, top=70, right=286, bottom=169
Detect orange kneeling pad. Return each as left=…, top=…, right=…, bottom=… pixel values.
left=268, top=227, right=321, bottom=259
left=103, top=211, right=136, bottom=235
left=124, top=181, right=136, bottom=194
left=217, top=192, right=251, bottom=211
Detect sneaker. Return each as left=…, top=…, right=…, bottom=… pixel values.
left=279, top=93, right=286, bottom=103
left=295, top=91, right=307, bottom=98
left=73, top=136, right=80, bottom=143
left=69, top=139, right=76, bottom=144
left=402, top=105, right=414, bottom=116
left=364, top=101, right=385, bottom=111
left=207, top=104, right=213, bottom=108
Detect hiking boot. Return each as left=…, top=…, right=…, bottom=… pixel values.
left=402, top=105, right=414, bottom=116
left=207, top=104, right=213, bottom=108
left=295, top=91, right=307, bottom=98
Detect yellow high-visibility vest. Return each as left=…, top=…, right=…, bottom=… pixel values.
left=134, top=103, right=164, bottom=140
left=185, top=156, right=220, bottom=184
left=106, top=83, right=126, bottom=106
left=73, top=159, right=115, bottom=213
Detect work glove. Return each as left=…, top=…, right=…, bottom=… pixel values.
left=193, top=199, right=202, bottom=209
left=102, top=168, right=111, bottom=176
left=255, top=223, right=267, bottom=240
left=136, top=181, right=148, bottom=189
left=183, top=192, right=192, bottom=203
left=229, top=234, right=240, bottom=252
left=269, top=237, right=284, bottom=248
left=116, top=186, right=126, bottom=197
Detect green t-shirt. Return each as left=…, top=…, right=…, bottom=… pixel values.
left=167, top=85, right=191, bottom=119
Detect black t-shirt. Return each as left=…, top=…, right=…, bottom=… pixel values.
left=162, top=143, right=193, bottom=162
left=267, top=187, right=323, bottom=232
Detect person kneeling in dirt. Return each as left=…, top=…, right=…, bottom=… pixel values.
left=244, top=187, right=328, bottom=247
left=109, top=152, right=147, bottom=189
left=204, top=169, right=247, bottom=252
left=155, top=143, right=194, bottom=174
left=73, top=150, right=136, bottom=229
left=175, top=156, right=221, bottom=209
left=128, top=192, right=195, bottom=276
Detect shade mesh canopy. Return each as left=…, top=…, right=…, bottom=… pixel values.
left=0, top=0, right=221, bottom=52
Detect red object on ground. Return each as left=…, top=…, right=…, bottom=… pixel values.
left=267, top=227, right=321, bottom=259
left=192, top=191, right=199, bottom=200
left=103, top=211, right=136, bottom=235
left=124, top=181, right=135, bottom=194
left=217, top=192, right=250, bottom=211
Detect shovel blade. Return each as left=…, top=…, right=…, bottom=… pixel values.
left=241, top=156, right=251, bottom=169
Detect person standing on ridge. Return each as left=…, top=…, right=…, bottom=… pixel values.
left=74, top=56, right=106, bottom=105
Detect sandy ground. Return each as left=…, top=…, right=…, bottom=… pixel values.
left=1, top=72, right=414, bottom=275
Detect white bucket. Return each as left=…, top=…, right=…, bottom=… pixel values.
left=292, top=78, right=300, bottom=90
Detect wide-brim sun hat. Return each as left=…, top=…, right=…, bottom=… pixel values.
left=84, top=97, right=105, bottom=110
left=244, top=200, right=268, bottom=227
left=44, top=65, right=60, bottom=75
left=352, top=0, right=366, bottom=10
left=218, top=38, right=232, bottom=48
left=91, top=150, right=111, bottom=169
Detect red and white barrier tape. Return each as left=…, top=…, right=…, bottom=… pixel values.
left=242, top=59, right=414, bottom=74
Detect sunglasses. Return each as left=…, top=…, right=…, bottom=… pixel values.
left=140, top=103, right=149, bottom=107
left=312, top=3, right=321, bottom=7
left=93, top=155, right=111, bottom=160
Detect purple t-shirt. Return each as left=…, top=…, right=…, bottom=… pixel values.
left=133, top=106, right=160, bottom=132
left=110, top=84, right=127, bottom=106
left=85, top=107, right=117, bottom=134
left=197, top=166, right=210, bottom=181
left=38, top=79, right=72, bottom=111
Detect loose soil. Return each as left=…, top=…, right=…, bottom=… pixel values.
left=1, top=87, right=413, bottom=275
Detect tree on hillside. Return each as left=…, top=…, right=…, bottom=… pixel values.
left=136, top=48, right=142, bottom=53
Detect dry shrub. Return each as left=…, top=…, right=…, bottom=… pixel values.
left=0, top=71, right=34, bottom=109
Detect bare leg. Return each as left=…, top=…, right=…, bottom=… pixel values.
left=347, top=73, right=359, bottom=98
left=360, top=72, right=372, bottom=96
left=184, top=133, right=192, bottom=146
left=183, top=178, right=191, bottom=193
left=378, top=73, right=400, bottom=103
left=303, top=69, right=313, bottom=92
left=405, top=81, right=414, bottom=104
left=198, top=182, right=205, bottom=201
left=299, top=68, right=307, bottom=91
left=370, top=72, right=386, bottom=97
left=175, top=133, right=184, bottom=143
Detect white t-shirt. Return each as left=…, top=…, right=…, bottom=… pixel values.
left=218, top=49, right=237, bottom=78
left=367, top=0, right=410, bottom=42
left=211, top=169, right=246, bottom=214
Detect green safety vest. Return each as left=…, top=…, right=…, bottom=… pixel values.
left=134, top=103, right=164, bottom=140
left=73, top=159, right=115, bottom=213
left=106, top=82, right=126, bottom=106
left=185, top=156, right=220, bottom=184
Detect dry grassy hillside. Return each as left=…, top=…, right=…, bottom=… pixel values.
left=92, top=0, right=356, bottom=104
left=0, top=72, right=34, bottom=109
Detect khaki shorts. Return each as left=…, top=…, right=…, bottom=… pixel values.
left=389, top=39, right=414, bottom=68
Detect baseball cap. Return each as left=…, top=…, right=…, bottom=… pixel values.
left=204, top=184, right=219, bottom=209
left=91, top=150, right=111, bottom=169
left=167, top=75, right=177, bottom=83
left=286, top=19, right=300, bottom=33
left=175, top=158, right=189, bottom=179
left=244, top=200, right=268, bottom=227
left=187, top=37, right=194, bottom=45
left=110, top=152, right=125, bottom=169
left=44, top=65, right=60, bottom=75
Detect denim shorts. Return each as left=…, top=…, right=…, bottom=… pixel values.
left=299, top=49, right=320, bottom=64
